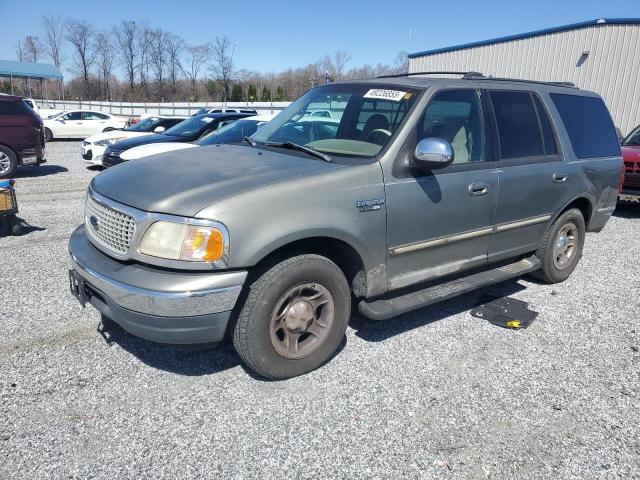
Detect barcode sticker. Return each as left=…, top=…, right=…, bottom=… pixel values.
left=363, top=89, right=407, bottom=102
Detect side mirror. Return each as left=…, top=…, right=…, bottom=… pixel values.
left=154, top=126, right=165, bottom=133
left=413, top=137, right=454, bottom=170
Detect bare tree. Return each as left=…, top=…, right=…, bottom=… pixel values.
left=180, top=44, right=211, bottom=99
left=42, top=13, right=65, bottom=68
left=322, top=50, right=351, bottom=80
left=15, top=40, right=26, bottom=61
left=149, top=29, right=168, bottom=99
left=394, top=50, right=408, bottom=73
left=165, top=33, right=184, bottom=99
left=113, top=20, right=138, bottom=96
left=66, top=19, right=96, bottom=96
left=210, top=36, right=234, bottom=101
left=137, top=25, right=153, bottom=100
left=23, top=35, right=45, bottom=62
left=94, top=31, right=115, bottom=100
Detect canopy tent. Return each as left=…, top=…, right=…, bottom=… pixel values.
left=0, top=60, right=64, bottom=98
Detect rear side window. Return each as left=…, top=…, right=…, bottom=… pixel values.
left=550, top=93, right=620, bottom=159
left=0, top=101, right=26, bottom=115
left=490, top=91, right=544, bottom=159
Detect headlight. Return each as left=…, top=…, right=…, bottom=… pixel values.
left=138, top=221, right=226, bottom=263
left=95, top=137, right=127, bottom=146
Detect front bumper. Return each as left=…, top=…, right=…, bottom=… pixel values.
left=68, top=226, right=247, bottom=344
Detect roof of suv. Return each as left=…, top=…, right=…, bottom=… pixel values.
left=0, top=94, right=24, bottom=102
left=337, top=73, right=583, bottom=92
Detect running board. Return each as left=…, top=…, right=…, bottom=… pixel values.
left=358, top=255, right=541, bottom=321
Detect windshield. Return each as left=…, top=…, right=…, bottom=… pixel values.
left=623, top=125, right=640, bottom=146
left=251, top=83, right=421, bottom=159
left=126, top=117, right=163, bottom=132
left=197, top=119, right=265, bottom=146
left=163, top=115, right=215, bottom=138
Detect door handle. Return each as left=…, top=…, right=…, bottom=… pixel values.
left=468, top=182, right=489, bottom=196
left=553, top=172, right=568, bottom=183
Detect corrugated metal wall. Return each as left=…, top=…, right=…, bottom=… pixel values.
left=409, top=24, right=640, bottom=135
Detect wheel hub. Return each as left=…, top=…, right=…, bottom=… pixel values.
left=284, top=300, right=314, bottom=332
left=269, top=282, right=335, bottom=360
left=553, top=223, right=578, bottom=270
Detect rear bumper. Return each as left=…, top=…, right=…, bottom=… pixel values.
left=68, top=226, right=247, bottom=344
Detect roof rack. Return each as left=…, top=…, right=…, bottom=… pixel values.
left=376, top=71, right=483, bottom=79
left=376, top=71, right=576, bottom=88
left=463, top=73, right=576, bottom=88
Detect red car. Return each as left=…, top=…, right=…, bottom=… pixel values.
left=0, top=95, right=46, bottom=179
left=621, top=125, right=640, bottom=200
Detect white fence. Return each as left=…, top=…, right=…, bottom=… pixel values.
left=33, top=99, right=292, bottom=118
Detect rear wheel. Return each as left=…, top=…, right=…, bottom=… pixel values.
left=103, top=127, right=115, bottom=133
left=0, top=146, right=18, bottom=179
left=530, top=208, right=585, bottom=283
left=233, top=254, right=351, bottom=379
left=44, top=128, right=53, bottom=142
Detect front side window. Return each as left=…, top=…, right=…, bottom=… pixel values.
left=550, top=93, right=620, bottom=159
left=624, top=125, right=640, bottom=146
left=419, top=89, right=485, bottom=163
left=62, top=112, right=82, bottom=121
left=252, top=84, right=421, bottom=159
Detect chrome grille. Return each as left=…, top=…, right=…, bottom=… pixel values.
left=85, top=194, right=136, bottom=254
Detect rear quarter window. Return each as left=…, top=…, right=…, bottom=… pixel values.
left=0, top=101, right=27, bottom=115
left=550, top=93, right=620, bottom=159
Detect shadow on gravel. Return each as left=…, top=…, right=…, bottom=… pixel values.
left=350, top=280, right=527, bottom=342
left=16, top=165, right=68, bottom=178
left=99, top=316, right=240, bottom=376
left=613, top=202, right=640, bottom=219
left=86, top=165, right=104, bottom=172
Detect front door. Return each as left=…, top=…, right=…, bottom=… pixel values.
left=385, top=89, right=498, bottom=291
left=82, top=111, right=109, bottom=136
left=59, top=111, right=84, bottom=137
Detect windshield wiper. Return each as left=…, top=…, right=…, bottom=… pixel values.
left=243, top=136, right=256, bottom=147
left=265, top=142, right=332, bottom=162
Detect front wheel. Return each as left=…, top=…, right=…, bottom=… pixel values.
left=233, top=254, right=351, bottom=379
left=530, top=208, right=585, bottom=283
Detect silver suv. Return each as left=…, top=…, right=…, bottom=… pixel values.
left=69, top=73, right=622, bottom=379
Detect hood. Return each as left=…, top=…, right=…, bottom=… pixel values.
left=110, top=133, right=186, bottom=151
left=121, top=142, right=197, bottom=161
left=85, top=130, right=151, bottom=144
left=92, top=144, right=343, bottom=217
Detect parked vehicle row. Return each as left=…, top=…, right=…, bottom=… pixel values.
left=81, top=115, right=186, bottom=165
left=100, top=112, right=254, bottom=167
left=68, top=74, right=622, bottom=379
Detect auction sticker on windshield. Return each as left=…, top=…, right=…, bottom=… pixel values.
left=364, top=89, right=407, bottom=102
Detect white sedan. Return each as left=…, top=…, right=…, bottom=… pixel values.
left=81, top=115, right=186, bottom=165
left=43, top=110, right=128, bottom=141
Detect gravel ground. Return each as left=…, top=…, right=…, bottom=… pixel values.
left=1, top=141, right=639, bottom=479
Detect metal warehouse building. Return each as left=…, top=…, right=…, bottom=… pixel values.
left=408, top=18, right=640, bottom=136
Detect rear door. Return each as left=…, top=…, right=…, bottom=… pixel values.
left=486, top=90, right=570, bottom=262
left=82, top=111, right=110, bottom=136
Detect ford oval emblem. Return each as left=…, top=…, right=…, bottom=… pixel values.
left=89, top=215, right=99, bottom=230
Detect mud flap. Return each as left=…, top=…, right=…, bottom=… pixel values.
left=471, top=295, right=538, bottom=329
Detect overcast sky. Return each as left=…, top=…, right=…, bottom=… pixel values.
left=1, top=0, right=638, bottom=78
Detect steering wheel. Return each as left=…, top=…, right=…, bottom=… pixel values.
left=366, top=128, right=392, bottom=145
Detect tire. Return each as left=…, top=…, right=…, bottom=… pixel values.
left=233, top=254, right=351, bottom=379
left=0, top=146, right=18, bottom=179
left=44, top=128, right=53, bottom=142
left=530, top=208, right=585, bottom=284
left=103, top=127, right=115, bottom=133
